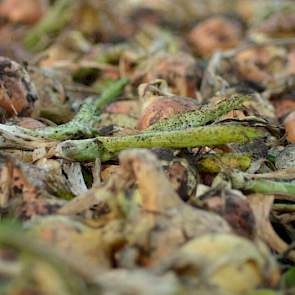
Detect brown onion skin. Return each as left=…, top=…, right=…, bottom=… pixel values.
left=0, top=57, right=38, bottom=119
left=14, top=117, right=46, bottom=129
left=137, top=96, right=199, bottom=130
left=284, top=110, right=295, bottom=143
left=234, top=48, right=274, bottom=82
left=0, top=0, right=46, bottom=24
left=188, top=16, right=242, bottom=57
left=143, top=53, right=200, bottom=98
left=105, top=100, right=140, bottom=117
left=272, top=98, right=295, bottom=119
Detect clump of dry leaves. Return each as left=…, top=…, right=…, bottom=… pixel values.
left=0, top=0, right=295, bottom=294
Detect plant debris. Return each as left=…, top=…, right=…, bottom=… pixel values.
left=0, top=1, right=295, bottom=294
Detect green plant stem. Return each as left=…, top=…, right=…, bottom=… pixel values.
left=0, top=78, right=128, bottom=141
left=24, top=0, right=77, bottom=51
left=232, top=172, right=295, bottom=196
left=94, top=78, right=128, bottom=110
left=272, top=204, right=295, bottom=212
left=246, top=290, right=281, bottom=295
left=147, top=94, right=250, bottom=131
left=244, top=180, right=295, bottom=196
left=55, top=124, right=265, bottom=161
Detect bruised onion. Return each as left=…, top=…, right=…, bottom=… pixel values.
left=234, top=47, right=286, bottom=83
left=188, top=16, right=243, bottom=57
left=0, top=57, right=38, bottom=119
left=179, top=233, right=279, bottom=294
left=142, top=52, right=200, bottom=97
left=0, top=0, right=47, bottom=24
left=28, top=216, right=111, bottom=269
